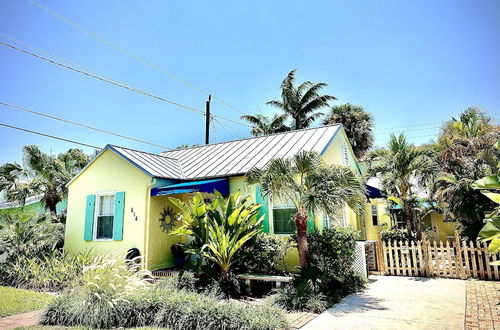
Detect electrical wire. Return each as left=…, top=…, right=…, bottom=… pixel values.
left=27, top=0, right=247, bottom=115
left=0, top=101, right=171, bottom=150
left=0, top=39, right=252, bottom=128
left=0, top=122, right=100, bottom=149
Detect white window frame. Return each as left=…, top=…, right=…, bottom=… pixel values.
left=93, top=191, right=116, bottom=241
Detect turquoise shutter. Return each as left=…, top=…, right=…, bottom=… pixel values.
left=84, top=195, right=96, bottom=241
left=307, top=211, right=315, bottom=232
left=255, top=186, right=270, bottom=233
left=113, top=192, right=125, bottom=240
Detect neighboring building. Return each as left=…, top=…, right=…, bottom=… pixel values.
left=0, top=193, right=67, bottom=214
left=65, top=124, right=388, bottom=270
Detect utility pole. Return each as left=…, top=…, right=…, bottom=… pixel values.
left=205, top=95, right=211, bottom=144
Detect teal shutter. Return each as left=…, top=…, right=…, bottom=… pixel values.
left=84, top=195, right=96, bottom=241
left=255, top=186, right=270, bottom=233
left=307, top=211, right=315, bottom=232
left=113, top=192, right=125, bottom=240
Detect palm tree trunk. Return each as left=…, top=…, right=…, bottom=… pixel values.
left=294, top=211, right=309, bottom=269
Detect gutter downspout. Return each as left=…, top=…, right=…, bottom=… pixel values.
left=143, top=178, right=157, bottom=271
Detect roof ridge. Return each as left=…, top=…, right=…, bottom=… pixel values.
left=109, top=144, right=179, bottom=161
left=162, top=124, right=341, bottom=155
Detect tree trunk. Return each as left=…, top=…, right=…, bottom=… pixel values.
left=294, top=211, right=309, bottom=269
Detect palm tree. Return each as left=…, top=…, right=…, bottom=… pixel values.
left=0, top=146, right=90, bottom=214
left=438, top=106, right=494, bottom=148
left=241, top=113, right=289, bottom=136
left=366, top=134, right=436, bottom=236
left=246, top=151, right=365, bottom=268
left=323, top=103, right=374, bottom=159
left=267, top=69, right=336, bottom=130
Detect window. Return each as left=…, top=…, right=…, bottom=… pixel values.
left=94, top=194, right=115, bottom=240
left=273, top=207, right=296, bottom=234
left=371, top=204, right=378, bottom=226
left=323, top=213, right=331, bottom=230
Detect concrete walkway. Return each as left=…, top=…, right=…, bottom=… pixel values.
left=0, top=309, right=43, bottom=329
left=303, top=276, right=465, bottom=330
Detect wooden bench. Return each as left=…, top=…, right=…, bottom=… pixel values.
left=237, top=274, right=293, bottom=290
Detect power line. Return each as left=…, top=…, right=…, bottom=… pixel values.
left=27, top=0, right=247, bottom=116
left=0, top=101, right=171, bottom=150
left=0, top=122, right=100, bottom=149
left=376, top=113, right=500, bottom=132
left=0, top=39, right=252, bottom=128
left=0, top=40, right=203, bottom=115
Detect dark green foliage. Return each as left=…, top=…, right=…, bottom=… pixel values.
left=323, top=103, right=374, bottom=159
left=380, top=228, right=416, bottom=242
left=272, top=227, right=366, bottom=312
left=234, top=234, right=294, bottom=275
left=0, top=210, right=83, bottom=291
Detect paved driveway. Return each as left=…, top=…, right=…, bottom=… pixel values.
left=303, top=276, right=465, bottom=330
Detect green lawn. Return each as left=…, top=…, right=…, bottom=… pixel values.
left=0, top=286, right=53, bottom=318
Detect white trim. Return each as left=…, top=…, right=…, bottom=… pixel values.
left=93, top=191, right=116, bottom=241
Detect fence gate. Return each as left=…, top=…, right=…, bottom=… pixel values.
left=375, top=232, right=500, bottom=280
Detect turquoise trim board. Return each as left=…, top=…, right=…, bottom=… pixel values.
left=84, top=195, right=95, bottom=241
left=255, top=186, right=270, bottom=233
left=113, top=192, right=125, bottom=241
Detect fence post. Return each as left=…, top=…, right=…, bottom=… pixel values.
left=453, top=231, right=464, bottom=279
left=376, top=231, right=385, bottom=275
left=422, top=234, right=429, bottom=277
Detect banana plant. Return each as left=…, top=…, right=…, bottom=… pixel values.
left=472, top=141, right=500, bottom=261
left=168, top=191, right=263, bottom=278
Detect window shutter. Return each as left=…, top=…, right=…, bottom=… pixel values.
left=84, top=195, right=95, bottom=241
left=113, top=191, right=125, bottom=241
left=255, top=186, right=270, bottom=233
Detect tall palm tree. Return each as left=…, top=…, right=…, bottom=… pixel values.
left=366, top=134, right=436, bottom=236
left=267, top=69, right=336, bottom=130
left=0, top=146, right=90, bottom=214
left=246, top=151, right=365, bottom=268
left=241, top=113, right=289, bottom=136
left=323, top=103, right=374, bottom=159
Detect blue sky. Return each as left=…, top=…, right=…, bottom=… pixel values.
left=0, top=0, right=499, bottom=164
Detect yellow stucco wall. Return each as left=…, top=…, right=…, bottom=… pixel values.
left=64, top=149, right=151, bottom=262
left=424, top=211, right=458, bottom=241
left=146, top=194, right=186, bottom=270
left=364, top=199, right=391, bottom=240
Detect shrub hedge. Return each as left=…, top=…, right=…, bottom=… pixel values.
left=41, top=260, right=289, bottom=330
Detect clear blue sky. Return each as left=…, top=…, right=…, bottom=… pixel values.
left=1, top=0, right=499, bottom=164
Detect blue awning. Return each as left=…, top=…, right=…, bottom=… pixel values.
left=366, top=184, right=383, bottom=199
left=151, top=178, right=229, bottom=197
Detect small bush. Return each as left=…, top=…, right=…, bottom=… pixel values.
left=234, top=234, right=295, bottom=275
left=380, top=228, right=416, bottom=242
left=42, top=259, right=289, bottom=330
left=2, top=251, right=98, bottom=292
left=272, top=227, right=366, bottom=313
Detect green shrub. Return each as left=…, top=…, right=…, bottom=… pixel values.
left=380, top=228, right=416, bottom=242
left=234, top=234, right=295, bottom=275
left=2, top=251, right=99, bottom=292
left=42, top=260, right=289, bottom=330
left=272, top=227, right=366, bottom=312
left=41, top=257, right=151, bottom=328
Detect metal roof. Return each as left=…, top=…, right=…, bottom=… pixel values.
left=108, top=145, right=184, bottom=179
left=68, top=125, right=343, bottom=184
left=160, top=124, right=341, bottom=180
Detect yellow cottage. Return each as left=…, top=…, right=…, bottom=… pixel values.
left=64, top=125, right=386, bottom=271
